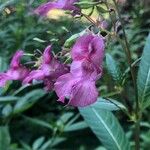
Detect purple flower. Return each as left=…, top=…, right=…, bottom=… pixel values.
left=54, top=33, right=105, bottom=107
left=34, top=0, right=80, bottom=16
left=71, top=34, right=105, bottom=67
left=23, top=45, right=69, bottom=91
left=54, top=59, right=100, bottom=107
left=0, top=51, right=29, bottom=87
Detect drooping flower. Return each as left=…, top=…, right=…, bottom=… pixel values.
left=54, top=34, right=105, bottom=107
left=0, top=51, right=29, bottom=87
left=23, top=45, right=69, bottom=91
left=34, top=0, right=80, bottom=16
left=54, top=59, right=100, bottom=107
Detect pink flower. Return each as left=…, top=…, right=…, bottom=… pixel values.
left=23, top=45, right=69, bottom=91
left=0, top=51, right=29, bottom=87
left=71, top=34, right=105, bottom=67
left=54, top=60, right=100, bottom=107
left=54, top=34, right=105, bottom=107
left=34, top=0, right=80, bottom=16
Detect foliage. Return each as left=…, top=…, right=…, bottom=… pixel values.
left=0, top=0, right=150, bottom=150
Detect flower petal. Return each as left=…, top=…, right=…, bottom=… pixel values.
left=71, top=34, right=105, bottom=66
left=57, top=0, right=79, bottom=11
left=23, top=70, right=45, bottom=84
left=54, top=73, right=78, bottom=103
left=0, top=73, right=10, bottom=87
left=71, top=34, right=94, bottom=60
left=34, top=2, right=59, bottom=16
left=34, top=0, right=79, bottom=16
left=71, top=60, right=100, bottom=80
left=44, top=78, right=54, bottom=91
left=7, top=67, right=29, bottom=81
left=10, top=50, right=24, bottom=69
left=89, top=35, right=105, bottom=66
left=69, top=80, right=98, bottom=107
left=42, top=45, right=52, bottom=64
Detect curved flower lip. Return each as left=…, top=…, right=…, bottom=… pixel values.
left=68, top=79, right=98, bottom=107
left=71, top=34, right=105, bottom=66
left=34, top=0, right=80, bottom=16
left=54, top=73, right=98, bottom=107
left=70, top=59, right=102, bottom=80
left=71, top=34, right=94, bottom=61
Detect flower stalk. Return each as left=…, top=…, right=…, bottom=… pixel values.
left=112, top=0, right=140, bottom=149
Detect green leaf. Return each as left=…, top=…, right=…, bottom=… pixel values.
left=0, top=56, right=7, bottom=72
left=2, top=104, right=13, bottom=117
left=20, top=141, right=31, bottom=150
left=106, top=53, right=123, bottom=85
left=79, top=107, right=130, bottom=150
left=64, top=121, right=88, bottom=132
left=59, top=112, right=74, bottom=123
left=24, top=116, right=53, bottom=130
left=13, top=89, right=45, bottom=114
left=33, top=37, right=46, bottom=43
left=74, top=1, right=99, bottom=9
left=94, top=97, right=126, bottom=111
left=0, top=126, right=11, bottom=150
left=32, top=137, right=45, bottom=150
left=13, top=85, right=30, bottom=96
left=40, top=137, right=66, bottom=149
left=0, top=57, right=8, bottom=94
left=96, top=6, right=108, bottom=13
left=64, top=30, right=86, bottom=48
left=137, top=33, right=150, bottom=109
left=0, top=96, right=18, bottom=103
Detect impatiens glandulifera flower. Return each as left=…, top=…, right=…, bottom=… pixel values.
left=23, top=45, right=69, bottom=91
left=0, top=51, right=29, bottom=87
left=54, top=59, right=101, bottom=107
left=54, top=34, right=105, bottom=107
left=34, top=0, right=80, bottom=16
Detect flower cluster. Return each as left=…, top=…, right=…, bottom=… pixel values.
left=0, top=33, right=104, bottom=107
left=23, top=45, right=69, bottom=91
left=0, top=0, right=105, bottom=107
left=55, top=34, right=105, bottom=107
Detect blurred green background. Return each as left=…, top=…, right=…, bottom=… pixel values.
left=0, top=0, right=149, bottom=150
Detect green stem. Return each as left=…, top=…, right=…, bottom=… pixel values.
left=101, top=90, right=121, bottom=97
left=112, top=0, right=140, bottom=149
left=105, top=0, right=133, bottom=113
left=112, top=0, right=138, bottom=107
left=123, top=57, right=141, bottom=77
left=135, top=118, right=140, bottom=150
left=81, top=12, right=111, bottom=35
